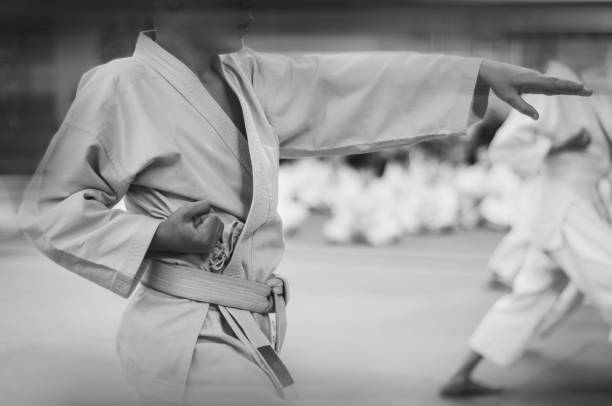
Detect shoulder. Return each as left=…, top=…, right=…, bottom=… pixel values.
left=76, top=56, right=153, bottom=98
left=65, top=57, right=157, bottom=133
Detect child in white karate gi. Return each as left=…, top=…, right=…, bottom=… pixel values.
left=20, top=1, right=593, bottom=403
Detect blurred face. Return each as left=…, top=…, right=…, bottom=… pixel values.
left=155, top=0, right=256, bottom=53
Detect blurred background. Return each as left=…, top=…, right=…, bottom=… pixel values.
left=1, top=0, right=612, bottom=240
left=1, top=1, right=612, bottom=405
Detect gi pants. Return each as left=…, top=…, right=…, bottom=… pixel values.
left=470, top=197, right=612, bottom=366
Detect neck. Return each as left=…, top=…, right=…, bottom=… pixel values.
left=155, top=30, right=218, bottom=77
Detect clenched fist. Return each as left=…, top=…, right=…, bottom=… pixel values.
left=149, top=201, right=224, bottom=255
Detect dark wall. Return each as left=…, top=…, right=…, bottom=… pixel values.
left=1, top=1, right=611, bottom=173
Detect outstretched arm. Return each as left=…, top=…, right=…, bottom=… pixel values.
left=233, top=50, right=590, bottom=159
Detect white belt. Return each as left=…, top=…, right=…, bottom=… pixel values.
left=142, top=260, right=295, bottom=398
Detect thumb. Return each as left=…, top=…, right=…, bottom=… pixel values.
left=504, top=92, right=539, bottom=120
left=181, top=201, right=213, bottom=220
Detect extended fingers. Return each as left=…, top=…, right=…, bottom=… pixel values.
left=500, top=91, right=539, bottom=120
left=519, top=75, right=592, bottom=96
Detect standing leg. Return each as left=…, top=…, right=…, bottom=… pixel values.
left=548, top=199, right=612, bottom=332
left=440, top=247, right=564, bottom=398
left=440, top=351, right=502, bottom=397
left=537, top=282, right=584, bottom=338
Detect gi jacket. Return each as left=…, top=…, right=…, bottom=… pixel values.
left=20, top=33, right=484, bottom=400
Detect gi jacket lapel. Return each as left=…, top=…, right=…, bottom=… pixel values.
left=133, top=33, right=252, bottom=176
left=134, top=34, right=273, bottom=280
left=217, top=60, right=275, bottom=279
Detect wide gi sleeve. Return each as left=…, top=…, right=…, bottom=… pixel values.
left=236, top=49, right=486, bottom=158
left=19, top=66, right=163, bottom=298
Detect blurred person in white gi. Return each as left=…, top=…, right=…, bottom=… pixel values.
left=441, top=32, right=612, bottom=398
left=486, top=88, right=554, bottom=289
left=18, top=0, right=593, bottom=404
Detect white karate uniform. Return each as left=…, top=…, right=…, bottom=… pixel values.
left=20, top=32, right=484, bottom=403
left=486, top=117, right=550, bottom=285
left=470, top=61, right=612, bottom=367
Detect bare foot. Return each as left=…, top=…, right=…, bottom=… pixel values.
left=439, top=376, right=503, bottom=398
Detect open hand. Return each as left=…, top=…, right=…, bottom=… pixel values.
left=150, top=201, right=224, bottom=254
left=479, top=60, right=592, bottom=120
